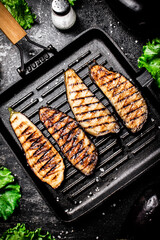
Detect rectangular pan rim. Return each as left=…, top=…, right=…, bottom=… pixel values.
left=0, top=27, right=160, bottom=222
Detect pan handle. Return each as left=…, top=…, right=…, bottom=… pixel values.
left=0, top=2, right=27, bottom=44
left=0, top=2, right=57, bottom=76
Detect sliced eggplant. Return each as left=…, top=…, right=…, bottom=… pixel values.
left=39, top=107, right=98, bottom=175
left=90, top=65, right=148, bottom=133
left=9, top=108, right=65, bottom=189
left=64, top=69, right=120, bottom=136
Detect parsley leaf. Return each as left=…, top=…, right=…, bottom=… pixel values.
left=138, top=38, right=160, bottom=88
left=0, top=167, right=21, bottom=220
left=1, top=0, right=36, bottom=29
left=0, top=223, right=56, bottom=240
left=68, top=0, right=77, bottom=6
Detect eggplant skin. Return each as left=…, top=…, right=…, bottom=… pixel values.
left=10, top=110, right=65, bottom=189
left=64, top=69, right=120, bottom=136
left=39, top=107, right=98, bottom=176
left=90, top=65, right=148, bottom=133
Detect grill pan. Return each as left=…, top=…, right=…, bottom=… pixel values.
left=1, top=27, right=160, bottom=222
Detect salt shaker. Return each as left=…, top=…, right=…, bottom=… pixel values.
left=51, top=0, right=76, bottom=30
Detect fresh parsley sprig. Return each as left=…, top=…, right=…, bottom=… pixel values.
left=0, top=166, right=21, bottom=220
left=138, top=38, right=160, bottom=88
left=0, top=223, right=56, bottom=240
left=1, top=0, right=36, bottom=29
left=68, top=0, right=77, bottom=6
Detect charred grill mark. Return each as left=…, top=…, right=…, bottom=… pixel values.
left=22, top=131, right=36, bottom=144
left=61, top=137, right=74, bottom=153
left=55, top=115, right=68, bottom=124
left=69, top=139, right=85, bottom=160
left=88, top=152, right=98, bottom=166
left=40, top=108, right=54, bottom=119
left=108, top=80, right=128, bottom=92
left=43, top=160, right=61, bottom=177
left=78, top=152, right=97, bottom=168
left=75, top=107, right=107, bottom=116
left=101, top=75, right=121, bottom=86
left=95, top=129, right=110, bottom=134
left=57, top=125, right=78, bottom=142
left=115, top=91, right=138, bottom=104
left=84, top=120, right=117, bottom=129
left=29, top=136, right=43, bottom=149
left=61, top=128, right=80, bottom=154
left=107, top=80, right=128, bottom=93
left=59, top=127, right=79, bottom=148
left=48, top=112, right=59, bottom=121
left=38, top=153, right=57, bottom=172
left=71, top=95, right=94, bottom=101
left=68, top=82, right=84, bottom=86
left=112, top=86, right=134, bottom=97
left=14, top=122, right=25, bottom=131
left=47, top=115, right=69, bottom=129
left=123, top=106, right=144, bottom=117
left=126, top=112, right=147, bottom=124
left=132, top=121, right=145, bottom=131
left=65, top=138, right=84, bottom=156
left=117, top=97, right=142, bottom=111
left=37, top=147, right=52, bottom=163
left=41, top=110, right=62, bottom=124
left=100, top=72, right=113, bottom=77
left=49, top=110, right=64, bottom=120
left=41, top=108, right=51, bottom=115
left=73, top=101, right=99, bottom=108
left=75, top=144, right=91, bottom=166
left=75, top=153, right=90, bottom=166
left=76, top=151, right=97, bottom=173
left=10, top=116, right=18, bottom=124
left=20, top=126, right=31, bottom=136
left=32, top=141, right=47, bottom=157
left=69, top=89, right=88, bottom=94
left=52, top=119, right=75, bottom=136
left=43, top=113, right=64, bottom=129
left=65, top=127, right=80, bottom=142
left=79, top=114, right=112, bottom=123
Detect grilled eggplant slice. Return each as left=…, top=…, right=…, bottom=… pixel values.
left=9, top=108, right=65, bottom=189
left=90, top=65, right=148, bottom=133
left=64, top=69, right=120, bottom=136
left=39, top=107, right=98, bottom=175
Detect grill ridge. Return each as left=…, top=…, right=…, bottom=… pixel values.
left=2, top=29, right=160, bottom=222
left=9, top=51, right=158, bottom=197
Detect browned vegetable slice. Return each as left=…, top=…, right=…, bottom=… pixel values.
left=39, top=107, right=98, bottom=175
left=9, top=108, right=64, bottom=189
left=64, top=69, right=120, bottom=136
left=90, top=65, right=148, bottom=133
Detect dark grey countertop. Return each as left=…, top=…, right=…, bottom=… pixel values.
left=0, top=0, right=160, bottom=239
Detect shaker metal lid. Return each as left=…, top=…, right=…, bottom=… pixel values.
left=52, top=0, right=70, bottom=16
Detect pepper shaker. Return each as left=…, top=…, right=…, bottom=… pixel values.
left=51, top=0, right=76, bottom=30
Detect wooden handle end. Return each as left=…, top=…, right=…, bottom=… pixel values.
left=0, top=2, right=27, bottom=44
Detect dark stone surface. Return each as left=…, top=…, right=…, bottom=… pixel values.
left=0, top=0, right=159, bottom=239
left=0, top=0, right=147, bottom=91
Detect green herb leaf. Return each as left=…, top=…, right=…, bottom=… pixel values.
left=0, top=167, right=14, bottom=189
left=0, top=167, right=21, bottom=220
left=138, top=38, right=160, bottom=88
left=68, top=0, right=77, bottom=6
left=1, top=0, right=36, bottom=29
left=0, top=223, right=56, bottom=240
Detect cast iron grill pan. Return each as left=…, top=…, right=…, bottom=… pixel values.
left=0, top=28, right=160, bottom=221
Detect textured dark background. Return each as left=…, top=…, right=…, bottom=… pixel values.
left=0, top=0, right=159, bottom=239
